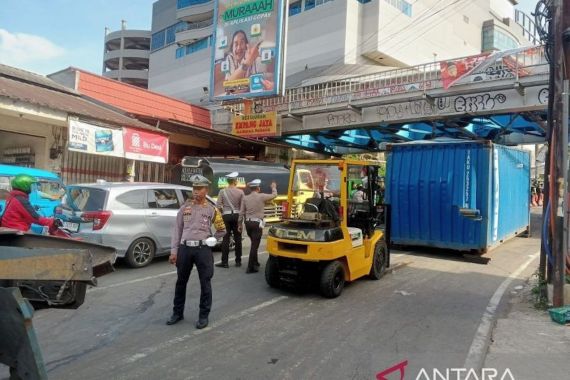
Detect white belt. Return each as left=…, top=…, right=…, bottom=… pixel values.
left=246, top=218, right=263, bottom=223
left=222, top=210, right=237, bottom=215
left=181, top=240, right=205, bottom=247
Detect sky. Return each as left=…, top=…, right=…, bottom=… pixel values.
left=0, top=0, right=540, bottom=77
left=0, top=0, right=156, bottom=75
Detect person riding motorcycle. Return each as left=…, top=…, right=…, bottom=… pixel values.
left=0, top=174, right=61, bottom=232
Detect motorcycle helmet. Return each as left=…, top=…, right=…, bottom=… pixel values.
left=11, top=174, right=37, bottom=194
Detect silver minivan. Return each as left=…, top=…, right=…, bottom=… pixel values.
left=56, top=182, right=228, bottom=268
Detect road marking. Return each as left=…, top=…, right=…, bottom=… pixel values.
left=123, top=295, right=288, bottom=364
left=88, top=252, right=266, bottom=293
left=463, top=251, right=539, bottom=370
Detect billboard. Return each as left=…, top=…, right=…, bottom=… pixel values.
left=210, top=0, right=287, bottom=101
left=68, top=119, right=124, bottom=158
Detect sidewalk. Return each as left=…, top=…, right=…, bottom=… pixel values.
left=484, top=278, right=570, bottom=380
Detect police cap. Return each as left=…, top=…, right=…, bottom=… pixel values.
left=189, top=174, right=211, bottom=187
left=247, top=179, right=261, bottom=187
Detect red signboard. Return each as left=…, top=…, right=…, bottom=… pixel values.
left=123, top=128, right=169, bottom=164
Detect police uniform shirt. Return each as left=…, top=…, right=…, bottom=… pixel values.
left=216, top=186, right=244, bottom=213
left=240, top=188, right=278, bottom=221
left=171, top=199, right=221, bottom=250
left=353, top=190, right=366, bottom=202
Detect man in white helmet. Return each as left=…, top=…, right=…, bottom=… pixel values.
left=215, top=171, right=244, bottom=268
left=239, top=179, right=277, bottom=273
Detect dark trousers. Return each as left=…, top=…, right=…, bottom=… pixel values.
left=245, top=221, right=262, bottom=270
left=221, top=213, right=242, bottom=264
left=172, top=245, right=213, bottom=319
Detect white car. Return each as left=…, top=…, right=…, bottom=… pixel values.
left=56, top=182, right=232, bottom=268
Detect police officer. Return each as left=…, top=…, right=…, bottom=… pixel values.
left=215, top=172, right=244, bottom=268
left=167, top=174, right=225, bottom=329
left=352, top=184, right=366, bottom=202
left=239, top=179, right=277, bottom=273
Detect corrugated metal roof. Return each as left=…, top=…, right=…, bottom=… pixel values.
left=0, top=74, right=156, bottom=131
left=73, top=69, right=211, bottom=129
left=0, top=64, right=79, bottom=95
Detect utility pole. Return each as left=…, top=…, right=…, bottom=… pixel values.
left=550, top=0, right=569, bottom=307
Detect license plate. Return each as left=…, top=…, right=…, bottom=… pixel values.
left=62, top=221, right=79, bottom=232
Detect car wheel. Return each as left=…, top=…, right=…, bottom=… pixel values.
left=369, top=240, right=388, bottom=280
left=319, top=260, right=345, bottom=298
left=126, top=237, right=155, bottom=268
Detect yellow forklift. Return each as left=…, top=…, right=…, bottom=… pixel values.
left=266, top=159, right=390, bottom=297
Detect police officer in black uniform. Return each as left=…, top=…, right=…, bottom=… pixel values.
left=167, top=174, right=225, bottom=329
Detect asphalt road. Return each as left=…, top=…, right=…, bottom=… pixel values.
left=3, top=214, right=542, bottom=380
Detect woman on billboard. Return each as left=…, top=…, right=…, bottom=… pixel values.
left=222, top=30, right=274, bottom=93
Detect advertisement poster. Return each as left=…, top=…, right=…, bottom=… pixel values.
left=210, top=0, right=287, bottom=101
left=232, top=111, right=279, bottom=137
left=440, top=53, right=490, bottom=89
left=68, top=119, right=124, bottom=157
left=123, top=128, right=169, bottom=164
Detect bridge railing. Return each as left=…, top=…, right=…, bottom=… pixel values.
left=262, top=46, right=548, bottom=113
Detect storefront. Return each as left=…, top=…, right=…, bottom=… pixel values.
left=0, top=64, right=168, bottom=184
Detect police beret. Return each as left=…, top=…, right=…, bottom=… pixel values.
left=225, top=171, right=239, bottom=178
left=189, top=174, right=211, bottom=186
left=247, top=179, right=261, bottom=187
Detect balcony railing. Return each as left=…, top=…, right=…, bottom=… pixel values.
left=260, top=46, right=549, bottom=113
left=176, top=18, right=213, bottom=33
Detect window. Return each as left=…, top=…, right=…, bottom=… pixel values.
left=181, top=189, right=193, bottom=202
left=151, top=30, right=165, bottom=51
left=289, top=1, right=302, bottom=16
left=36, top=180, right=64, bottom=201
left=305, top=0, right=315, bottom=10
left=176, top=46, right=185, bottom=59
left=357, top=0, right=372, bottom=3
left=166, top=25, right=177, bottom=45
left=116, top=190, right=147, bottom=209
left=385, top=0, right=412, bottom=17
left=147, top=189, right=180, bottom=209
left=176, top=38, right=210, bottom=59
left=186, top=38, right=209, bottom=54
left=482, top=28, right=519, bottom=51
left=65, top=187, right=107, bottom=212
left=177, top=0, right=210, bottom=9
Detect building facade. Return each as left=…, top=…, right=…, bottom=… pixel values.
left=147, top=0, right=535, bottom=104
left=103, top=21, right=151, bottom=88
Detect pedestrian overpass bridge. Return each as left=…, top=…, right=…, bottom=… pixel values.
left=259, top=46, right=550, bottom=155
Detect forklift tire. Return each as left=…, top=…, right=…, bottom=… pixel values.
left=265, top=255, right=280, bottom=288
left=369, top=240, right=388, bottom=280
left=319, top=260, right=345, bottom=298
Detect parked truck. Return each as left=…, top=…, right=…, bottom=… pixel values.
left=172, top=157, right=291, bottom=222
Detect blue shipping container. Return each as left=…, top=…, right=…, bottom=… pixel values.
left=385, top=140, right=530, bottom=252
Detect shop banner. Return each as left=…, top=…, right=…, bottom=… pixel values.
left=68, top=119, right=124, bottom=157
left=123, top=128, right=169, bottom=164
left=232, top=111, right=279, bottom=137
left=210, top=0, right=288, bottom=101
